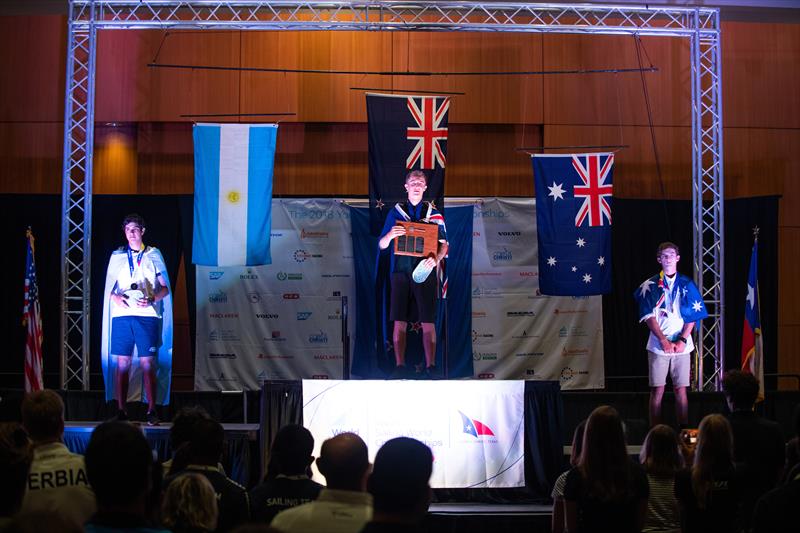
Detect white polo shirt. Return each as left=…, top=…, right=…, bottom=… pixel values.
left=270, top=488, right=373, bottom=533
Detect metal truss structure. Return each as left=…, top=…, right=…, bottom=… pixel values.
left=62, top=1, right=724, bottom=391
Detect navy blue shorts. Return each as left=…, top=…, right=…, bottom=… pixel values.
left=111, top=316, right=159, bottom=357
left=389, top=271, right=438, bottom=323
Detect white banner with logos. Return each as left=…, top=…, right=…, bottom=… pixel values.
left=471, top=198, right=605, bottom=389
left=303, top=380, right=525, bottom=488
left=195, top=199, right=355, bottom=390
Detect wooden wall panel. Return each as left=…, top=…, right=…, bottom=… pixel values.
left=96, top=30, right=241, bottom=122
left=779, top=226, right=800, bottom=326
left=0, top=16, right=65, bottom=122
left=544, top=125, right=692, bottom=199
left=94, top=124, right=138, bottom=194
left=543, top=34, right=691, bottom=127
left=778, top=325, right=800, bottom=390
left=391, top=33, right=544, bottom=124
left=0, top=122, right=62, bottom=193
left=723, top=22, right=800, bottom=129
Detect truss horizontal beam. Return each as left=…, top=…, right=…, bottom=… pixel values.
left=73, top=1, right=718, bottom=36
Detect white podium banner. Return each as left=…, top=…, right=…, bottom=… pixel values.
left=303, top=380, right=525, bottom=488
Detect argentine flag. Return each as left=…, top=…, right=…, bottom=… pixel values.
left=192, top=123, right=277, bottom=266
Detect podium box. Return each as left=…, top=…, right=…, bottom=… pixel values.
left=394, top=221, right=439, bottom=258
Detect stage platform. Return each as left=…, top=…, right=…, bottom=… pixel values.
left=424, top=503, right=552, bottom=533
left=62, top=421, right=260, bottom=487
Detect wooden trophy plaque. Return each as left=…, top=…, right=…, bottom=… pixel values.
left=394, top=221, right=439, bottom=258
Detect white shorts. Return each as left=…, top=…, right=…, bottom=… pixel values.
left=648, top=351, right=690, bottom=388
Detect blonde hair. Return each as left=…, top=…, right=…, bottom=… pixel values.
left=692, top=414, right=733, bottom=509
left=162, top=473, right=218, bottom=531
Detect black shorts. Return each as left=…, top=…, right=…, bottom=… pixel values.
left=389, top=271, right=438, bottom=324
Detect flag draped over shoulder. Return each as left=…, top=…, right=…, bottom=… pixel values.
left=741, top=239, right=764, bottom=401
left=192, top=123, right=277, bottom=266
left=532, top=153, right=613, bottom=296
left=367, top=93, right=448, bottom=235
left=23, top=228, right=43, bottom=393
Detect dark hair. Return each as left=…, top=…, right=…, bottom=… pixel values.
left=122, top=213, right=146, bottom=230
left=657, top=242, right=679, bottom=256
left=368, top=437, right=433, bottom=515
left=170, top=406, right=211, bottom=449
left=266, top=424, right=314, bottom=479
left=21, top=390, right=64, bottom=442
left=405, top=170, right=427, bottom=184
left=722, top=369, right=760, bottom=409
left=578, top=406, right=633, bottom=502
left=186, top=418, right=225, bottom=466
left=0, top=423, right=32, bottom=517
left=640, top=424, right=684, bottom=477
left=570, top=420, right=587, bottom=467
left=85, top=421, right=154, bottom=508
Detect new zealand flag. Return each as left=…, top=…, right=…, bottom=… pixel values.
left=367, top=93, right=449, bottom=235
left=532, top=153, right=613, bottom=296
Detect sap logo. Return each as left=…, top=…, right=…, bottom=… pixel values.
left=247, top=292, right=262, bottom=303
left=297, top=312, right=313, bottom=321
left=277, top=271, right=303, bottom=281
left=492, top=248, right=513, bottom=261
left=283, top=293, right=300, bottom=300
left=209, top=353, right=236, bottom=359
left=256, top=313, right=279, bottom=319
left=209, top=313, right=238, bottom=319
left=308, top=331, right=329, bottom=344
left=498, top=231, right=521, bottom=237
left=525, top=368, right=536, bottom=376
left=240, top=269, right=258, bottom=280
left=477, top=373, right=495, bottom=379
left=208, top=290, right=227, bottom=303
left=209, top=271, right=224, bottom=280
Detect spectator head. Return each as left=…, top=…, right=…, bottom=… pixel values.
left=692, top=413, right=733, bottom=509
left=579, top=405, right=630, bottom=501
left=21, top=389, right=65, bottom=443
left=169, top=405, right=211, bottom=450
left=0, top=423, right=32, bottom=517
left=162, top=473, right=218, bottom=532
left=368, top=437, right=433, bottom=522
left=187, top=418, right=225, bottom=466
left=640, top=424, right=684, bottom=476
left=85, top=421, right=154, bottom=510
left=722, top=369, right=760, bottom=411
left=316, top=432, right=369, bottom=491
left=569, top=420, right=587, bottom=467
left=267, top=424, right=315, bottom=479
left=2, top=510, right=83, bottom=533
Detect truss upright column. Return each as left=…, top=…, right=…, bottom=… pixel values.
left=60, top=0, right=97, bottom=391
left=691, top=9, right=725, bottom=391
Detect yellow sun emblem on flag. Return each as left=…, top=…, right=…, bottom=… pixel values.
left=226, top=190, right=241, bottom=204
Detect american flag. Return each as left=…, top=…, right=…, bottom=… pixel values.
left=23, top=228, right=44, bottom=392
left=532, top=153, right=614, bottom=296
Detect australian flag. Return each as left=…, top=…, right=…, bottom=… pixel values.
left=367, top=93, right=449, bottom=235
left=532, top=153, right=613, bottom=296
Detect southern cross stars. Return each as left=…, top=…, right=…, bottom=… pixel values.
left=582, top=273, right=592, bottom=283
left=571, top=266, right=577, bottom=272
left=548, top=181, right=565, bottom=201
left=547, top=256, right=557, bottom=266
left=597, top=256, right=605, bottom=266
left=576, top=238, right=586, bottom=247
left=639, top=278, right=655, bottom=297
left=692, top=300, right=703, bottom=312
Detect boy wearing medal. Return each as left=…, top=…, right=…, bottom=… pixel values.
left=635, top=242, right=708, bottom=427
left=102, top=214, right=172, bottom=424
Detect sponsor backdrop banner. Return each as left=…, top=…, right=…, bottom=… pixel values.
left=303, top=380, right=525, bottom=488
left=195, top=199, right=355, bottom=390
left=471, top=199, right=605, bottom=389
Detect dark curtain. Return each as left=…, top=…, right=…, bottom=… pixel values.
left=260, top=380, right=563, bottom=502
left=602, top=197, right=779, bottom=389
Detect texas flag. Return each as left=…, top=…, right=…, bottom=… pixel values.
left=192, top=123, right=277, bottom=266
left=741, top=238, right=764, bottom=402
